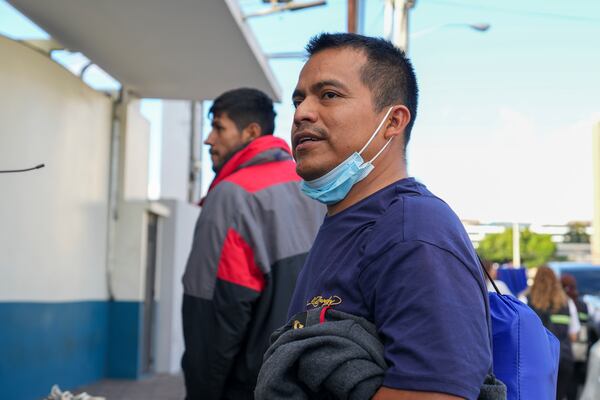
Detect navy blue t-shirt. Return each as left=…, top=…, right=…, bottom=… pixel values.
left=288, top=178, right=492, bottom=399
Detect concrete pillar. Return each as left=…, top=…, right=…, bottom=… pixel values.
left=592, top=122, right=600, bottom=264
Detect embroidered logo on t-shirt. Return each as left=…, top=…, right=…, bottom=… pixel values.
left=306, top=295, right=342, bottom=308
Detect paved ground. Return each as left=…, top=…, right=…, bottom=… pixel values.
left=73, top=373, right=185, bottom=400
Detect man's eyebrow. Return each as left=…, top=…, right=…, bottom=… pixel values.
left=292, top=79, right=350, bottom=101
left=312, top=79, right=349, bottom=93
left=292, top=88, right=305, bottom=99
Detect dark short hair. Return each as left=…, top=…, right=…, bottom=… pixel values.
left=209, top=88, right=276, bottom=135
left=306, top=33, right=419, bottom=147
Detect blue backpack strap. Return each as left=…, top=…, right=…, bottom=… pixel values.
left=476, top=254, right=496, bottom=375
left=476, top=256, right=508, bottom=399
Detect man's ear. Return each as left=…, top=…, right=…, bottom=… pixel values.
left=383, top=105, right=411, bottom=142
left=242, top=122, right=262, bottom=142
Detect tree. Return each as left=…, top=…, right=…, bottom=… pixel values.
left=477, top=227, right=556, bottom=268
left=563, top=222, right=590, bottom=244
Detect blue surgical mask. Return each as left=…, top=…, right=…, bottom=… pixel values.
left=300, top=107, right=394, bottom=205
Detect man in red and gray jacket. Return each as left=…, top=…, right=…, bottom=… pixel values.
left=181, top=88, right=323, bottom=400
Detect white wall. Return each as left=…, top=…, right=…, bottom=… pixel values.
left=0, top=35, right=112, bottom=302
left=124, top=100, right=150, bottom=201
left=155, top=199, right=199, bottom=373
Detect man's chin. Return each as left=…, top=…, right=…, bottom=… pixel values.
left=210, top=155, right=222, bottom=173
left=296, top=163, right=325, bottom=182
left=211, top=159, right=222, bottom=173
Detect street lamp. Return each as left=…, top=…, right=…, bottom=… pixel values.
left=384, top=0, right=490, bottom=52
left=469, top=23, right=491, bottom=32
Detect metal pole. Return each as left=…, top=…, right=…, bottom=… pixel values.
left=513, top=222, right=521, bottom=267
left=385, top=0, right=415, bottom=52
left=188, top=101, right=195, bottom=203
left=592, top=122, right=600, bottom=264
left=106, top=88, right=129, bottom=300
left=196, top=102, right=203, bottom=200
left=347, top=0, right=357, bottom=33
left=393, top=0, right=409, bottom=52
left=188, top=101, right=202, bottom=204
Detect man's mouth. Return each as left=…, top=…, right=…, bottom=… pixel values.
left=298, top=137, right=319, bottom=144
left=293, top=131, right=324, bottom=150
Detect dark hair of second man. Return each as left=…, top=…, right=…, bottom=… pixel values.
left=305, top=33, right=419, bottom=148
left=209, top=88, right=276, bottom=135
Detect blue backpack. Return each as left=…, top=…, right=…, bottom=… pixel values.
left=481, top=262, right=560, bottom=400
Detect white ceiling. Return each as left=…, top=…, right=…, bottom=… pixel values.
left=8, top=0, right=281, bottom=101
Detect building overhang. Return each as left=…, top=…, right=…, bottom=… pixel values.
left=8, top=0, right=281, bottom=101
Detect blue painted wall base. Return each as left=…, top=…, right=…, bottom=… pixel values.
left=0, top=300, right=144, bottom=400
left=107, top=301, right=143, bottom=379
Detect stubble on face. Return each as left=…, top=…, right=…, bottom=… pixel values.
left=205, top=113, right=246, bottom=173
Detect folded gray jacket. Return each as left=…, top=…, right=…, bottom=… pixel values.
left=255, top=307, right=506, bottom=400
left=255, top=307, right=386, bottom=400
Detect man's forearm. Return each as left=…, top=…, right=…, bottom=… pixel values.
left=372, top=387, right=464, bottom=400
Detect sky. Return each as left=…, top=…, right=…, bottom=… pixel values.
left=241, top=0, right=600, bottom=225
left=2, top=0, right=599, bottom=225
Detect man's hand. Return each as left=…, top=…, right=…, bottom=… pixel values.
left=372, top=387, right=464, bottom=400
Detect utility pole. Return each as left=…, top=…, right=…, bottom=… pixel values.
left=592, top=122, right=600, bottom=264
left=512, top=223, right=521, bottom=267
left=347, top=0, right=357, bottom=33
left=348, top=0, right=367, bottom=34
left=384, top=0, right=416, bottom=52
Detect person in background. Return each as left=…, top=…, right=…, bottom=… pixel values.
left=181, top=88, right=323, bottom=400
left=482, top=259, right=513, bottom=296
left=529, top=266, right=579, bottom=400
left=561, top=274, right=590, bottom=400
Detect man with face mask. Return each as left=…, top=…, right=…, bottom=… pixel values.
left=285, top=34, right=492, bottom=399
left=181, top=88, right=323, bottom=400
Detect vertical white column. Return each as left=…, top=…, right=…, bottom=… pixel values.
left=592, top=122, right=600, bottom=264
left=384, top=0, right=415, bottom=52
left=393, top=0, right=410, bottom=52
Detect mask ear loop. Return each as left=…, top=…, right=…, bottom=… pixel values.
left=369, top=137, right=394, bottom=164
left=358, top=107, right=394, bottom=156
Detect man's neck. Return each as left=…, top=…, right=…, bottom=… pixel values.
left=326, top=160, right=407, bottom=216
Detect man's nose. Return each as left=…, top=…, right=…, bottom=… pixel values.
left=204, top=130, right=215, bottom=146
left=293, top=98, right=318, bottom=127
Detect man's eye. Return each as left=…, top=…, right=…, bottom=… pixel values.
left=322, top=91, right=338, bottom=100
left=292, top=99, right=302, bottom=108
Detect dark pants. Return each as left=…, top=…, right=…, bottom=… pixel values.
left=566, top=361, right=587, bottom=400
left=557, top=360, right=574, bottom=400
